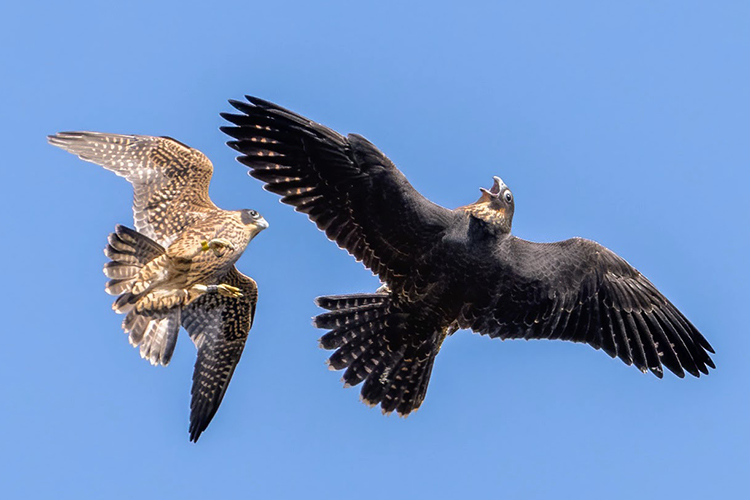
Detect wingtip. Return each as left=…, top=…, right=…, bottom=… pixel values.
left=312, top=296, right=342, bottom=311
left=48, top=131, right=81, bottom=140
left=683, top=365, right=701, bottom=378
left=649, top=365, right=665, bottom=379
left=244, top=95, right=268, bottom=106
left=47, top=133, right=67, bottom=146
left=703, top=341, right=716, bottom=355
left=188, top=417, right=206, bottom=442
left=227, top=98, right=246, bottom=109
left=225, top=140, right=242, bottom=153
left=226, top=98, right=256, bottom=115
left=188, top=428, right=202, bottom=443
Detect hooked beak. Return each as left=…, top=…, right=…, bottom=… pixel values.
left=255, top=216, right=269, bottom=230
left=480, top=176, right=507, bottom=197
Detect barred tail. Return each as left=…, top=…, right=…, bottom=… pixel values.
left=314, top=293, right=440, bottom=416
left=122, top=308, right=181, bottom=366
left=103, top=225, right=178, bottom=366
left=103, top=224, right=164, bottom=297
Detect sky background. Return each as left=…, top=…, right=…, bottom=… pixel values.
left=1, top=1, right=748, bottom=498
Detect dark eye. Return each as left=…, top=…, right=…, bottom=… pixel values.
left=249, top=210, right=259, bottom=219
left=504, top=191, right=512, bottom=203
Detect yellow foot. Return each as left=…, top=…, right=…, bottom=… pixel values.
left=200, top=238, right=235, bottom=257
left=217, top=283, right=243, bottom=298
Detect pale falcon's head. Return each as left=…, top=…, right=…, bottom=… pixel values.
left=240, top=209, right=269, bottom=240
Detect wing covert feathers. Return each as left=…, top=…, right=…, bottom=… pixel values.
left=48, top=131, right=217, bottom=245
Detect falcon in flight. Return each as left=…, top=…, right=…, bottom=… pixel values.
left=221, top=96, right=715, bottom=416
left=48, top=132, right=268, bottom=441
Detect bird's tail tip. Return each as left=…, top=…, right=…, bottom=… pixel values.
left=314, top=292, right=439, bottom=416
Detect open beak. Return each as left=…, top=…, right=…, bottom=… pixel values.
left=490, top=176, right=506, bottom=194
left=479, top=176, right=507, bottom=198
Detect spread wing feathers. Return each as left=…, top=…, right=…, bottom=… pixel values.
left=48, top=132, right=217, bottom=245
left=221, top=96, right=459, bottom=287
left=460, top=237, right=715, bottom=378
left=181, top=267, right=258, bottom=442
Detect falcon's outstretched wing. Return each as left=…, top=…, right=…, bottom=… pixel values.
left=48, top=132, right=217, bottom=246
left=459, top=237, right=715, bottom=378
left=181, top=267, right=257, bottom=442
left=221, top=96, right=460, bottom=286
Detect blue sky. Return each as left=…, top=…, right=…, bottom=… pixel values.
left=1, top=1, right=747, bottom=498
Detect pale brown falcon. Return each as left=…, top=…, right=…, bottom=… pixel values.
left=221, top=96, right=714, bottom=417
left=48, top=132, right=268, bottom=441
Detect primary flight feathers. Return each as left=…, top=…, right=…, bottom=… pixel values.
left=48, top=132, right=267, bottom=441
left=222, top=96, right=714, bottom=417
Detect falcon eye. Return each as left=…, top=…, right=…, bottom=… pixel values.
left=504, top=191, right=512, bottom=203
left=249, top=210, right=259, bottom=219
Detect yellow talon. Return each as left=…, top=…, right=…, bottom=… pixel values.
left=217, top=284, right=243, bottom=298
left=200, top=240, right=210, bottom=252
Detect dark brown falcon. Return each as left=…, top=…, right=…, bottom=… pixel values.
left=48, top=132, right=268, bottom=440
left=221, top=96, right=715, bottom=417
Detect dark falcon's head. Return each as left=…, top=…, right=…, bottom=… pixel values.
left=462, top=176, right=514, bottom=233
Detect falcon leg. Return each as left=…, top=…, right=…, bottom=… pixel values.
left=189, top=283, right=243, bottom=299
left=190, top=284, right=210, bottom=294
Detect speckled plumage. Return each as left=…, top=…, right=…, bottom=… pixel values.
left=49, top=132, right=267, bottom=441
left=222, top=96, right=715, bottom=417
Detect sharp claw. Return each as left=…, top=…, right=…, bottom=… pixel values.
left=217, top=284, right=243, bottom=298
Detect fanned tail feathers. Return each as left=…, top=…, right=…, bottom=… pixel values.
left=122, top=308, right=181, bottom=366
left=314, top=293, right=439, bottom=416
left=103, top=225, right=178, bottom=366
left=104, top=224, right=164, bottom=297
